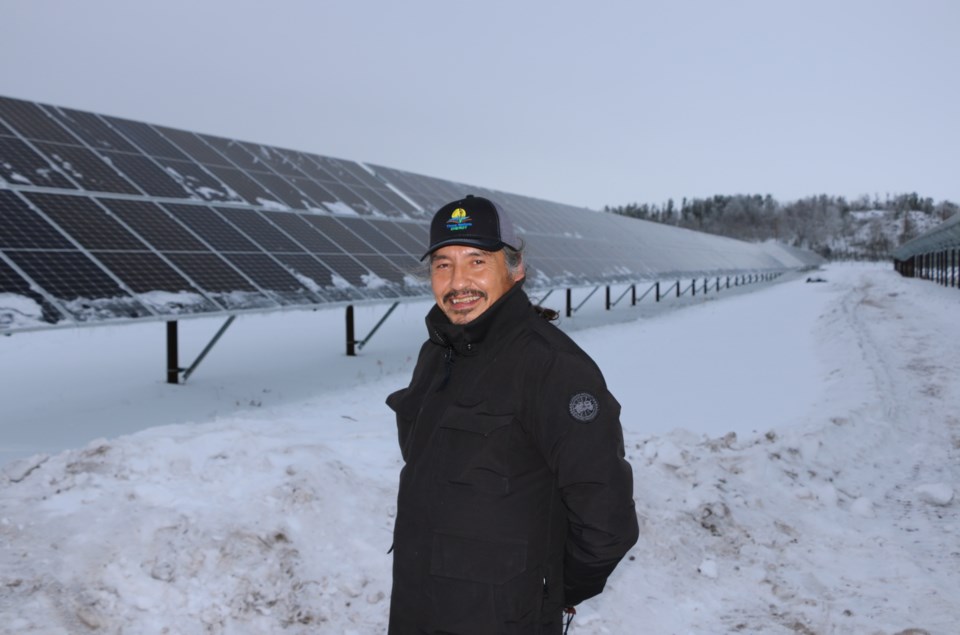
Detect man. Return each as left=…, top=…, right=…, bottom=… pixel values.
left=386, top=195, right=639, bottom=634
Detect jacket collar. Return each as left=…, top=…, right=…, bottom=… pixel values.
left=426, top=281, right=529, bottom=356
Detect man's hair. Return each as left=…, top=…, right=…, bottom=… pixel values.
left=505, top=243, right=559, bottom=322
left=503, top=244, right=524, bottom=278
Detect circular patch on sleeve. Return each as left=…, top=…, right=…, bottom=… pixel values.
left=568, top=392, right=600, bottom=423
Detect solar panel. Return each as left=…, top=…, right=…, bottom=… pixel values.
left=96, top=150, right=195, bottom=199
left=0, top=256, right=64, bottom=327
left=0, top=190, right=75, bottom=249
left=154, top=126, right=232, bottom=166
left=45, top=106, right=140, bottom=152
left=374, top=220, right=426, bottom=255
left=23, top=192, right=147, bottom=250
left=162, top=203, right=261, bottom=251
left=0, top=93, right=823, bottom=335
left=4, top=249, right=150, bottom=320
left=220, top=252, right=325, bottom=304
left=213, top=207, right=305, bottom=252
left=199, top=164, right=277, bottom=206
left=199, top=135, right=263, bottom=171
left=236, top=142, right=305, bottom=177
left=0, top=98, right=78, bottom=144
left=0, top=136, right=78, bottom=189
left=33, top=142, right=142, bottom=195
left=92, top=251, right=203, bottom=296
left=102, top=116, right=192, bottom=161
left=154, top=157, right=240, bottom=202
left=244, top=170, right=315, bottom=209
left=272, top=253, right=362, bottom=302
left=97, top=199, right=210, bottom=252
left=158, top=252, right=260, bottom=299
left=261, top=211, right=345, bottom=253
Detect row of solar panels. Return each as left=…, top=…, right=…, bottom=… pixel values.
left=891, top=212, right=960, bottom=261
left=0, top=95, right=823, bottom=332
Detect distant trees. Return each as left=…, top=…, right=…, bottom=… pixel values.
left=603, top=192, right=958, bottom=261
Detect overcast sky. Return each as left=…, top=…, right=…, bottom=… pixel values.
left=2, top=0, right=957, bottom=210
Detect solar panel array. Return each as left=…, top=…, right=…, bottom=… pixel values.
left=0, top=95, right=818, bottom=333
left=891, top=212, right=960, bottom=261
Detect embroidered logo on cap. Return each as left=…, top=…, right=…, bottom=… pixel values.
left=569, top=392, right=600, bottom=422
left=446, top=207, right=472, bottom=232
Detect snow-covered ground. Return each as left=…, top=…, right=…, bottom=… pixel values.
left=1, top=262, right=958, bottom=634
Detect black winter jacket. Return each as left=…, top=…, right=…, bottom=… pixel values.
left=386, top=282, right=639, bottom=635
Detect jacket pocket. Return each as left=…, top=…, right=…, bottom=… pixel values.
left=386, top=388, right=419, bottom=461
left=426, top=532, right=543, bottom=633
left=437, top=408, right=516, bottom=494
left=430, top=531, right=527, bottom=584
left=440, top=410, right=515, bottom=436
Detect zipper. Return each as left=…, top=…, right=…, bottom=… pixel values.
left=437, top=345, right=455, bottom=391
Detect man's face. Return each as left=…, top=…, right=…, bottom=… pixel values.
left=430, top=245, right=524, bottom=325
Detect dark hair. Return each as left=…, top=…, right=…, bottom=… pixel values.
left=533, top=305, right=559, bottom=321
left=502, top=244, right=523, bottom=277
left=505, top=244, right=559, bottom=321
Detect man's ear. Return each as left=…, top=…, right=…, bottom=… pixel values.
left=513, top=261, right=526, bottom=282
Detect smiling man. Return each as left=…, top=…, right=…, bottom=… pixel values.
left=429, top=243, right=521, bottom=325
left=386, top=195, right=639, bottom=634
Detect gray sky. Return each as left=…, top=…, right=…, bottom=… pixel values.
left=2, top=0, right=957, bottom=210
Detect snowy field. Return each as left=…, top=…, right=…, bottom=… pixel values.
left=1, top=261, right=958, bottom=634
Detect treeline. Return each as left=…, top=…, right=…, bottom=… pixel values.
left=603, top=193, right=959, bottom=260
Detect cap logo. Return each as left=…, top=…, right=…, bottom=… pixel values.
left=446, top=207, right=473, bottom=232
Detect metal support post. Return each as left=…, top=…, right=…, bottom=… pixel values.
left=611, top=284, right=636, bottom=308
left=346, top=305, right=356, bottom=356
left=182, top=316, right=236, bottom=382
left=166, top=316, right=237, bottom=384
left=631, top=281, right=657, bottom=304
left=572, top=286, right=601, bottom=314
left=346, top=302, right=400, bottom=356
left=166, top=321, right=179, bottom=385
left=566, top=288, right=572, bottom=318
left=533, top=289, right=556, bottom=306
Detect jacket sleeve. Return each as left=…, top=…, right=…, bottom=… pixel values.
left=385, top=340, right=433, bottom=460
left=528, top=350, right=639, bottom=606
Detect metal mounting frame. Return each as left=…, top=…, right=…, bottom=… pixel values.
left=166, top=316, right=237, bottom=384
left=346, top=302, right=400, bottom=356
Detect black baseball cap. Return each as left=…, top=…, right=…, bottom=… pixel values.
left=421, top=195, right=520, bottom=260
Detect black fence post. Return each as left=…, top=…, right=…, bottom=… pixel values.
left=346, top=305, right=356, bottom=357
left=950, top=249, right=960, bottom=287
left=566, top=288, right=572, bottom=318
left=166, top=320, right=179, bottom=385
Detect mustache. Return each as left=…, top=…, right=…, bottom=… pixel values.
left=443, top=289, right=488, bottom=304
